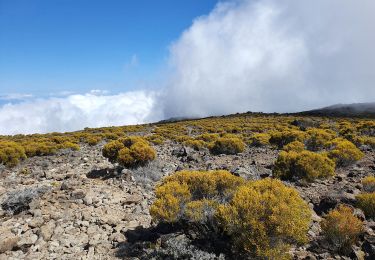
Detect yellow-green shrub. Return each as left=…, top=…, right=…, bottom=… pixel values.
left=210, top=137, right=245, bottom=155
left=282, top=140, right=305, bottom=152
left=274, top=150, right=335, bottom=181
left=102, top=136, right=156, bottom=167
left=146, top=134, right=165, bottom=145
left=185, top=199, right=219, bottom=223
left=321, top=205, right=363, bottom=254
left=362, top=176, right=375, bottom=193
left=150, top=181, right=191, bottom=222
left=61, top=141, right=80, bottom=151
left=196, top=133, right=220, bottom=143
left=183, top=139, right=206, bottom=150
left=85, top=135, right=102, bottom=146
left=326, top=138, right=364, bottom=167
left=356, top=192, right=375, bottom=218
left=150, top=170, right=244, bottom=223
left=0, top=141, right=26, bottom=167
left=353, top=135, right=375, bottom=148
left=269, top=130, right=307, bottom=148
left=249, top=133, right=270, bottom=147
left=305, top=128, right=336, bottom=151
left=216, top=178, right=311, bottom=258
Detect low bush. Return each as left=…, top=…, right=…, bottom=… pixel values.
left=196, top=133, right=220, bottom=143
left=209, top=137, right=245, bottom=155
left=151, top=172, right=311, bottom=258
left=102, top=136, right=156, bottom=168
left=269, top=130, right=307, bottom=148
left=282, top=140, right=305, bottom=152
left=216, top=178, right=311, bottom=258
left=150, top=170, right=244, bottom=223
left=146, top=134, right=165, bottom=145
left=326, top=138, right=364, bottom=167
left=85, top=135, right=102, bottom=146
left=183, top=139, right=206, bottom=151
left=274, top=150, right=335, bottom=181
left=362, top=176, right=375, bottom=193
left=0, top=141, right=26, bottom=167
left=305, top=128, right=336, bottom=151
left=356, top=192, right=375, bottom=218
left=249, top=133, right=270, bottom=147
left=321, top=205, right=363, bottom=254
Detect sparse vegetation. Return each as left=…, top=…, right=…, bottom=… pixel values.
left=102, top=136, right=156, bottom=168
left=321, top=205, right=363, bottom=254
left=151, top=171, right=311, bottom=258
left=0, top=141, right=27, bottom=167
left=326, top=138, right=364, bottom=166
left=356, top=192, right=375, bottom=218
left=209, top=137, right=245, bottom=155
left=274, top=150, right=335, bottom=181
left=362, top=176, right=375, bottom=193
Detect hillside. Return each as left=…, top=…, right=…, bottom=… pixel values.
left=298, top=102, right=375, bottom=119
left=0, top=113, right=374, bottom=259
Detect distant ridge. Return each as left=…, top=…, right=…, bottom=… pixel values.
left=296, top=102, right=375, bottom=119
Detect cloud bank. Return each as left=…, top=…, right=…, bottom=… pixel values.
left=1, top=0, right=375, bottom=134
left=0, top=91, right=155, bottom=135
left=162, top=0, right=375, bottom=117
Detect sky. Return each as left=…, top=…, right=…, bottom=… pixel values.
left=0, top=0, right=375, bottom=135
left=0, top=0, right=217, bottom=96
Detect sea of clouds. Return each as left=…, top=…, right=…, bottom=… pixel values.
left=1, top=0, right=375, bottom=134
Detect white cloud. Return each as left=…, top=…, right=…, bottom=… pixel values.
left=161, top=0, right=375, bottom=118
left=0, top=91, right=156, bottom=135
left=0, top=93, right=34, bottom=101
left=2, top=0, right=375, bottom=135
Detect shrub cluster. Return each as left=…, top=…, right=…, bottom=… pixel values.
left=305, top=128, right=336, bottom=151
left=209, top=137, right=245, bottom=155
left=269, top=130, right=306, bottom=148
left=326, top=138, right=364, bottom=167
left=274, top=150, right=335, bottom=181
left=150, top=170, right=244, bottom=222
left=356, top=192, right=375, bottom=218
left=102, top=136, right=156, bottom=168
left=0, top=141, right=26, bottom=167
left=248, top=133, right=270, bottom=147
left=216, top=178, right=311, bottom=258
left=150, top=171, right=311, bottom=258
left=362, top=176, right=375, bottom=193
left=282, top=140, right=305, bottom=152
left=321, top=205, right=363, bottom=254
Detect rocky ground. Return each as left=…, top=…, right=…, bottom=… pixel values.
left=0, top=141, right=374, bottom=259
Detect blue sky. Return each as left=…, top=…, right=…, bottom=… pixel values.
left=0, top=0, right=218, bottom=97
left=0, top=0, right=374, bottom=134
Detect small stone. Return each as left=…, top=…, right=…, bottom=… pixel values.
left=0, top=231, right=19, bottom=253
left=17, top=230, right=38, bottom=247
left=28, top=217, right=45, bottom=228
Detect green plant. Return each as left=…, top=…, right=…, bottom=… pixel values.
left=362, top=176, right=375, bottom=193
left=282, top=140, right=305, bottom=152
left=216, top=178, right=311, bottom=258
left=249, top=133, right=270, bottom=147
left=0, top=141, right=26, bottom=167
left=356, top=192, right=375, bottom=218
left=321, top=205, right=363, bottom=254
left=326, top=138, right=364, bottom=167
left=102, top=136, right=156, bottom=167
left=85, top=135, right=102, bottom=146
left=150, top=170, right=245, bottom=223
left=305, top=128, right=336, bottom=151
left=210, top=137, right=245, bottom=155
left=183, top=139, right=206, bottom=150
left=274, top=150, right=335, bottom=181
left=269, top=130, right=307, bottom=148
